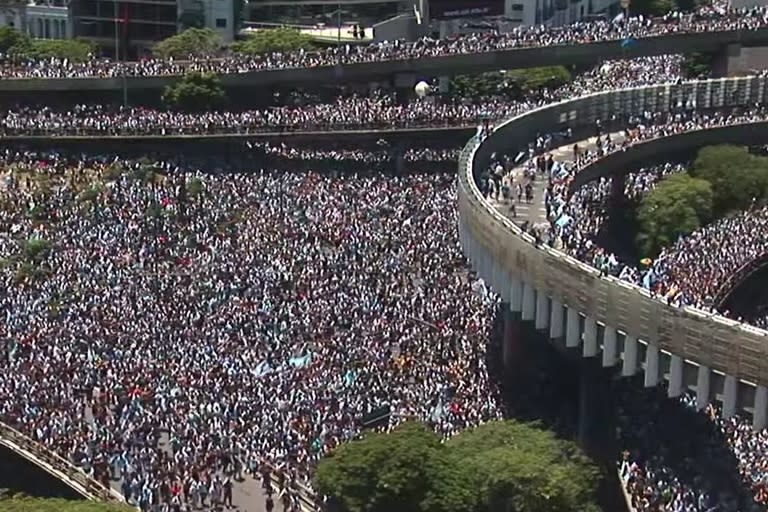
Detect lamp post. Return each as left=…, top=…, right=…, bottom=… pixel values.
left=114, top=0, right=128, bottom=106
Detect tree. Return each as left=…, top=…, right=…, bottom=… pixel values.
left=507, top=66, right=572, bottom=93
left=314, top=422, right=448, bottom=512
left=153, top=28, right=222, bottom=59
left=0, top=26, right=29, bottom=53
left=636, top=173, right=714, bottom=257
left=689, top=145, right=768, bottom=217
left=314, top=420, right=601, bottom=512
left=162, top=71, right=227, bottom=112
left=681, top=52, right=714, bottom=79
left=23, top=39, right=96, bottom=62
left=446, top=421, right=601, bottom=512
left=23, top=237, right=52, bottom=262
left=230, top=27, right=315, bottom=56
left=450, top=71, right=519, bottom=99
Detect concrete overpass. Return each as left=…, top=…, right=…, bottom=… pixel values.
left=3, top=27, right=768, bottom=93
left=0, top=422, right=125, bottom=502
left=457, top=75, right=768, bottom=430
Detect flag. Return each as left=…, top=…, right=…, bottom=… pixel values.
left=621, top=37, right=636, bottom=49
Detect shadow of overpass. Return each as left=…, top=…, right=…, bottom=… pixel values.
left=0, top=445, right=83, bottom=500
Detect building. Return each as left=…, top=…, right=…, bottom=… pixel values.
left=0, top=0, right=71, bottom=40
left=69, top=0, right=235, bottom=57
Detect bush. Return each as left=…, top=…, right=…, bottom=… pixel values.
left=507, top=66, right=572, bottom=92
left=187, top=177, right=204, bottom=196
left=162, top=71, right=227, bottom=112
left=153, top=28, right=222, bottom=59
left=231, top=27, right=315, bottom=56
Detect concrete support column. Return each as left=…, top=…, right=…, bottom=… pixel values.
left=510, top=276, right=523, bottom=313
left=622, top=335, right=638, bottom=377
left=549, top=299, right=564, bottom=339
left=602, top=326, right=617, bottom=367
left=582, top=317, right=598, bottom=358
left=535, top=291, right=549, bottom=330
left=696, top=366, right=710, bottom=410
left=566, top=307, right=580, bottom=348
left=521, top=282, right=535, bottom=321
left=610, top=174, right=625, bottom=209
left=644, top=344, right=660, bottom=388
left=667, top=355, right=684, bottom=398
left=723, top=375, right=738, bottom=419
left=502, top=308, right=514, bottom=370
left=754, top=386, right=768, bottom=431
left=497, top=268, right=511, bottom=304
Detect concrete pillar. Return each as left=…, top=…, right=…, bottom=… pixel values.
left=566, top=307, right=580, bottom=348
left=510, top=277, right=523, bottom=313
left=582, top=317, right=598, bottom=358
left=644, top=344, right=660, bottom=388
left=549, top=299, right=564, bottom=339
left=535, top=291, right=549, bottom=330
left=712, top=42, right=742, bottom=78
left=497, top=268, right=511, bottom=304
left=610, top=174, right=625, bottom=209
left=502, top=308, right=514, bottom=370
left=723, top=375, right=738, bottom=419
left=521, top=282, right=535, bottom=321
left=622, top=335, right=638, bottom=377
left=696, top=366, right=710, bottom=410
left=667, top=355, right=684, bottom=398
left=602, top=326, right=617, bottom=367
left=754, top=386, right=768, bottom=431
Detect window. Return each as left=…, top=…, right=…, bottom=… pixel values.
left=215, top=17, right=226, bottom=28
left=511, top=3, right=524, bottom=10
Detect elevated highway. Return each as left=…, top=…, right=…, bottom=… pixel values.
left=457, top=75, right=768, bottom=430
left=4, top=27, right=768, bottom=93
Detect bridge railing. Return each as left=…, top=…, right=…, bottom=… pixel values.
left=0, top=421, right=125, bottom=503
left=457, top=75, right=768, bottom=388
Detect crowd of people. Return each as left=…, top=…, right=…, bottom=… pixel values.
left=0, top=54, right=685, bottom=137
left=488, top=108, right=768, bottom=312
left=0, top=148, right=502, bottom=511
left=0, top=1, right=757, bottom=79
left=618, top=385, right=763, bottom=512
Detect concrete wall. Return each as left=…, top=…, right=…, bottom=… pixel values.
left=3, top=28, right=768, bottom=94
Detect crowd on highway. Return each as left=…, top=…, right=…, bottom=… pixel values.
left=0, top=2, right=759, bottom=79
left=495, top=108, right=768, bottom=311
left=0, top=54, right=685, bottom=137
left=0, top=148, right=503, bottom=511
left=618, top=386, right=766, bottom=512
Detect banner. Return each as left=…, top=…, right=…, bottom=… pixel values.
left=429, top=0, right=505, bottom=19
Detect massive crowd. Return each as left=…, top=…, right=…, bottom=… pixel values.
left=0, top=2, right=758, bottom=79
left=0, top=54, right=685, bottom=137
left=0, top=148, right=502, bottom=511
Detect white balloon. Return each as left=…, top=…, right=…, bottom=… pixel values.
left=414, top=81, right=430, bottom=98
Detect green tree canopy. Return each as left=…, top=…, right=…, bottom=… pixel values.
left=153, top=28, right=222, bottom=59
left=0, top=27, right=97, bottom=62
left=507, top=66, right=572, bottom=93
left=689, top=145, right=768, bottom=216
left=314, top=420, right=601, bottom=512
left=681, top=52, right=714, bottom=79
left=162, top=71, right=227, bottom=112
left=0, top=26, right=28, bottom=53
left=230, top=27, right=315, bottom=56
left=636, top=173, right=714, bottom=257
left=450, top=71, right=518, bottom=99
left=0, top=496, right=134, bottom=512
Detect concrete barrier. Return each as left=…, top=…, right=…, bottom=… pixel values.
left=0, top=421, right=125, bottom=503
left=1, top=27, right=768, bottom=92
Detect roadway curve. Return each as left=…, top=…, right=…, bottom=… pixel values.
left=457, top=76, right=768, bottom=390
left=4, top=27, right=768, bottom=93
